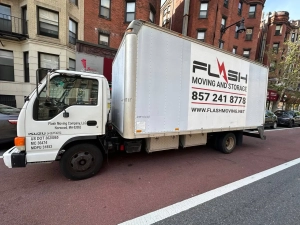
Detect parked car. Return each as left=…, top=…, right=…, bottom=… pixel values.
left=264, top=110, right=277, bottom=129
left=0, top=104, right=20, bottom=144
left=274, top=110, right=300, bottom=128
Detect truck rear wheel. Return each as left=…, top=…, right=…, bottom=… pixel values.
left=60, top=143, right=103, bottom=180
left=217, top=132, right=236, bottom=154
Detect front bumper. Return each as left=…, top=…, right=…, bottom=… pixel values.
left=3, top=147, right=26, bottom=168
left=278, top=119, right=290, bottom=125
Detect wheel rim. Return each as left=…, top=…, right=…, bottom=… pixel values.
left=70, top=152, right=94, bottom=172
left=274, top=122, right=277, bottom=128
left=225, top=137, right=235, bottom=150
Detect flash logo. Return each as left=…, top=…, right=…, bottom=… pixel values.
left=217, top=59, right=228, bottom=83
left=193, top=59, right=247, bottom=84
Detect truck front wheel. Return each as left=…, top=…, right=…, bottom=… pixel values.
left=217, top=132, right=236, bottom=154
left=60, top=143, right=103, bottom=180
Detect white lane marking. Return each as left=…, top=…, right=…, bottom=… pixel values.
left=119, top=157, right=300, bottom=225
left=0, top=156, right=3, bottom=159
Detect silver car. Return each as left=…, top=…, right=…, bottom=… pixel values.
left=0, top=104, right=20, bottom=144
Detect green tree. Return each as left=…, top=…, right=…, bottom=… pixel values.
left=266, top=40, right=300, bottom=110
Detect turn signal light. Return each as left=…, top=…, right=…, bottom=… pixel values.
left=15, top=137, right=25, bottom=151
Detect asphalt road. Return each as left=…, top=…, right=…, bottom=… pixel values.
left=154, top=163, right=300, bottom=225
left=0, top=127, right=300, bottom=225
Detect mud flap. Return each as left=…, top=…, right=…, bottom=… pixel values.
left=243, top=126, right=266, bottom=140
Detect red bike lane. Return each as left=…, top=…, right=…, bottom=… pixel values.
left=0, top=128, right=300, bottom=225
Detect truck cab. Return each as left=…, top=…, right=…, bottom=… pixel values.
left=4, top=70, right=111, bottom=179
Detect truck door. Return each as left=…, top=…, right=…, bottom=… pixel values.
left=25, top=75, right=104, bottom=162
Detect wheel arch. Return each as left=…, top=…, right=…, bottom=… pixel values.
left=55, top=136, right=103, bottom=160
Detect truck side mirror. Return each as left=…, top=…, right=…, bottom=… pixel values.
left=46, top=71, right=50, bottom=99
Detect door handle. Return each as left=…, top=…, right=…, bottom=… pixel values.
left=87, top=120, right=97, bottom=126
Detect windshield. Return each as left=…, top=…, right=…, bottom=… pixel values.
left=0, top=104, right=20, bottom=115
left=35, top=75, right=99, bottom=120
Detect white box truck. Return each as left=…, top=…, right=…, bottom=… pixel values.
left=3, top=20, right=268, bottom=180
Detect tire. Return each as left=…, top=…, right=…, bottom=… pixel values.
left=271, top=121, right=277, bottom=129
left=216, top=132, right=236, bottom=154
left=60, top=143, right=103, bottom=180
left=288, top=120, right=293, bottom=128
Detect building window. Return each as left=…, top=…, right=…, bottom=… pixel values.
left=238, top=2, right=242, bottom=16
left=0, top=4, right=12, bottom=32
left=99, top=33, right=109, bottom=46
left=291, top=33, right=295, bottom=42
left=22, top=6, right=28, bottom=35
left=69, top=58, right=76, bottom=71
left=69, top=0, right=78, bottom=6
left=275, top=25, right=282, bottom=36
left=243, top=49, right=250, bottom=58
left=199, top=2, right=208, bottom=18
left=38, top=7, right=59, bottom=38
left=24, top=52, right=29, bottom=82
left=149, top=4, right=156, bottom=23
left=219, top=41, right=224, bottom=49
left=221, top=17, right=226, bottom=30
left=38, top=52, right=59, bottom=81
left=100, top=0, right=110, bottom=19
left=235, top=25, right=239, bottom=38
left=245, top=28, right=253, bottom=40
left=163, top=5, right=171, bottom=27
left=0, top=95, right=16, bottom=107
left=197, top=30, right=206, bottom=41
left=149, top=10, right=154, bottom=22
left=224, top=0, right=229, bottom=8
left=249, top=5, right=256, bottom=18
left=0, top=50, right=14, bottom=81
left=69, top=19, right=77, bottom=45
left=270, top=61, right=276, bottom=71
left=273, top=43, right=279, bottom=53
left=232, top=46, right=237, bottom=54
left=125, top=1, right=135, bottom=22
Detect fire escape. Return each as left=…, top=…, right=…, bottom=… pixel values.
left=0, top=13, right=28, bottom=45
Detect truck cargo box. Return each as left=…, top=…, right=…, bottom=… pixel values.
left=112, top=20, right=268, bottom=139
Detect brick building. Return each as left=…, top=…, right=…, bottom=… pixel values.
left=290, top=20, right=300, bottom=44
left=0, top=0, right=83, bottom=108
left=77, top=0, right=161, bottom=83
left=258, top=11, right=291, bottom=68
left=160, top=0, right=265, bottom=60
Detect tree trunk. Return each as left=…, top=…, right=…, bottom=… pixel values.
left=271, top=88, right=286, bottom=111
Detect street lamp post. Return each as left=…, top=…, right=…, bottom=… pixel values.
left=282, top=94, right=287, bottom=110
left=219, top=18, right=246, bottom=48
